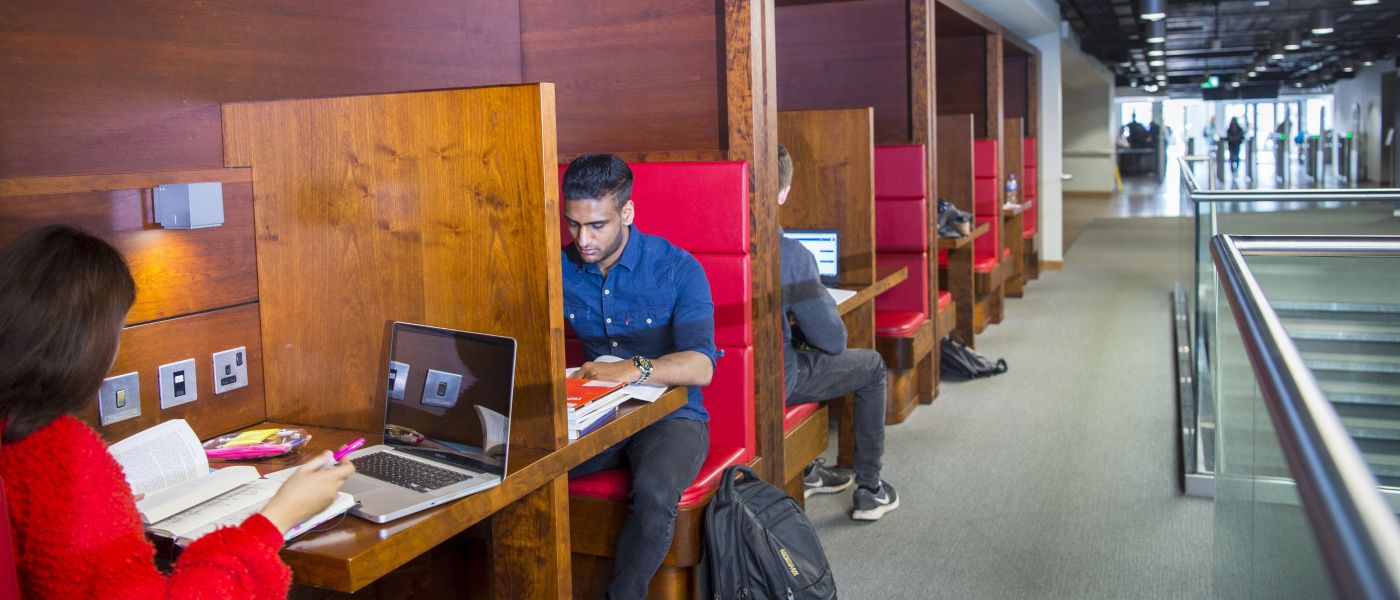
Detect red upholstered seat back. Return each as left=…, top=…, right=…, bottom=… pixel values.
left=559, top=162, right=755, bottom=455
left=973, top=139, right=1000, bottom=266
left=1023, top=138, right=1038, bottom=237
left=873, top=145, right=929, bottom=318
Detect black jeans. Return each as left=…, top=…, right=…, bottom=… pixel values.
left=786, top=348, right=887, bottom=490
left=570, top=417, right=709, bottom=600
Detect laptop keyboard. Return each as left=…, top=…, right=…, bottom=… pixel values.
left=351, top=452, right=471, bottom=493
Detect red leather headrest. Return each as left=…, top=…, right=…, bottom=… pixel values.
left=974, top=139, right=998, bottom=180
left=559, top=161, right=750, bottom=255
left=874, top=145, right=926, bottom=198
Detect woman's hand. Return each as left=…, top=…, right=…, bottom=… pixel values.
left=259, top=451, right=355, bottom=535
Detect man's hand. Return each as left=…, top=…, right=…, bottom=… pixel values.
left=576, top=360, right=642, bottom=384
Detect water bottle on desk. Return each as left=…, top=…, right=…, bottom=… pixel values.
left=1004, top=173, right=1019, bottom=211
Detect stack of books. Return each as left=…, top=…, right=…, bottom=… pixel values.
left=567, top=377, right=632, bottom=440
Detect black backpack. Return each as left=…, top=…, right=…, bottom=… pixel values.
left=701, top=465, right=837, bottom=600
left=940, top=336, right=1008, bottom=381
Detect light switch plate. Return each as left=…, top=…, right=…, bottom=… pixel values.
left=212, top=347, right=249, bottom=394
left=158, top=358, right=198, bottom=409
left=97, top=372, right=141, bottom=425
left=387, top=361, right=410, bottom=401
left=421, top=369, right=462, bottom=409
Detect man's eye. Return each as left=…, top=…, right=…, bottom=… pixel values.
left=591, top=223, right=605, bottom=230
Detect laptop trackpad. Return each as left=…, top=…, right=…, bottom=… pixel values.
left=342, top=477, right=381, bottom=496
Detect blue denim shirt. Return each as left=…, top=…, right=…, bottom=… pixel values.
left=562, top=225, right=717, bottom=422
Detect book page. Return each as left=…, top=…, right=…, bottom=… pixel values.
left=136, top=465, right=261, bottom=524
left=107, top=419, right=208, bottom=497
left=571, top=355, right=666, bottom=402
left=152, top=478, right=280, bottom=538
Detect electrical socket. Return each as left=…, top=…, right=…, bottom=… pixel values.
left=97, top=372, right=141, bottom=425
left=158, top=358, right=198, bottom=409
left=212, top=347, right=249, bottom=394
left=421, top=369, right=462, bottom=409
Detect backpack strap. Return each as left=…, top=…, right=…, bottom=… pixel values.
left=0, top=420, right=22, bottom=599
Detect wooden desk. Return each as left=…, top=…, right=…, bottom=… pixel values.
left=215, top=387, right=687, bottom=593
left=1002, top=200, right=1032, bottom=297
left=834, top=265, right=908, bottom=316
left=939, top=222, right=987, bottom=347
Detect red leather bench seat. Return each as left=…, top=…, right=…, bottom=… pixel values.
left=559, top=161, right=756, bottom=506
left=972, top=139, right=1001, bottom=273
left=873, top=145, right=930, bottom=339
left=783, top=402, right=820, bottom=433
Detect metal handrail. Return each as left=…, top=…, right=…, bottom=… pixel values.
left=1210, top=234, right=1400, bottom=600
left=1179, top=157, right=1400, bottom=202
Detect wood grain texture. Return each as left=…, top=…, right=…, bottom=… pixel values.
left=778, top=108, right=877, bottom=286
left=724, top=0, right=786, bottom=487
left=936, top=114, right=977, bottom=346
left=0, top=0, right=523, bottom=179
left=245, top=388, right=687, bottom=592
left=0, top=177, right=258, bottom=325
left=221, top=85, right=565, bottom=448
left=1003, top=118, right=1025, bottom=297
left=782, top=405, right=829, bottom=482
left=521, top=0, right=722, bottom=157
left=774, top=0, right=911, bottom=145
left=1003, top=53, right=1029, bottom=121
left=0, top=168, right=251, bottom=197
left=83, top=303, right=266, bottom=443
left=491, top=478, right=571, bottom=598
left=935, top=35, right=987, bottom=135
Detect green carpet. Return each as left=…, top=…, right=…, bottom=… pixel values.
left=804, top=216, right=1213, bottom=599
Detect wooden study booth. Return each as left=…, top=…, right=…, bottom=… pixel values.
left=774, top=0, right=951, bottom=422
left=1002, top=35, right=1043, bottom=293
left=934, top=0, right=1006, bottom=341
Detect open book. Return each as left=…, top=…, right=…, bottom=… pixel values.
left=565, top=355, right=666, bottom=402
left=108, top=419, right=354, bottom=542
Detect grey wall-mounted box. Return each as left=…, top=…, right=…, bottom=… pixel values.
left=154, top=182, right=224, bottom=229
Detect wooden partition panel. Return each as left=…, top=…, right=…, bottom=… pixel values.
left=777, top=108, right=876, bottom=287
left=1003, top=54, right=1029, bottom=123
left=222, top=85, right=565, bottom=452
left=937, top=113, right=976, bottom=345
left=0, top=169, right=266, bottom=441
left=521, top=0, right=723, bottom=158
left=0, top=1, right=523, bottom=179
left=936, top=36, right=988, bottom=136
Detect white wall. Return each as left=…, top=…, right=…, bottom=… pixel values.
left=1333, top=62, right=1398, bottom=183
left=1062, top=44, right=1116, bottom=194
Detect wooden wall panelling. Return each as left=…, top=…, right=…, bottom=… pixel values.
left=0, top=170, right=257, bottom=325
left=937, top=113, right=976, bottom=346
left=0, top=1, right=523, bottom=179
left=520, top=0, right=724, bottom=158
left=774, top=0, right=911, bottom=145
left=82, top=303, right=267, bottom=443
left=1003, top=117, right=1025, bottom=297
left=777, top=108, right=877, bottom=287
left=1003, top=54, right=1029, bottom=121
left=935, top=35, right=988, bottom=136
left=723, top=0, right=784, bottom=485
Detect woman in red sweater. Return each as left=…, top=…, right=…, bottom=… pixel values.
left=0, top=225, right=355, bottom=599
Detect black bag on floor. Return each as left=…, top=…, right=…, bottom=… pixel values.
left=700, top=465, right=837, bottom=600
left=940, top=336, right=1008, bottom=381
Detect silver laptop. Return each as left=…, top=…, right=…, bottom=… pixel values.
left=342, top=322, right=516, bottom=523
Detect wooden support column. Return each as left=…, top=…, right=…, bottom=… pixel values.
left=491, top=477, right=571, bottom=598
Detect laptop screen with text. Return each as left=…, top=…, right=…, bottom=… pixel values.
left=783, top=229, right=840, bottom=285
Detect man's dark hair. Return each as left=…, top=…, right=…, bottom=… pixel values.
left=777, top=145, right=793, bottom=192
left=0, top=225, right=135, bottom=443
left=563, top=153, right=633, bottom=210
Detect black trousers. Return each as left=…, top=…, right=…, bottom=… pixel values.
left=570, top=418, right=709, bottom=600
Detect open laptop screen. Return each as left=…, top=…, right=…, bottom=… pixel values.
left=783, top=229, right=840, bottom=285
left=383, top=322, right=516, bottom=477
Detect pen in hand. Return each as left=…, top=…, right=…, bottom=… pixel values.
left=329, top=437, right=365, bottom=465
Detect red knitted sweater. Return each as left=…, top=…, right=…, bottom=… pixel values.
left=0, top=416, right=292, bottom=599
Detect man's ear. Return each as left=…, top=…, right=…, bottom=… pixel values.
left=777, top=186, right=791, bottom=206
left=621, top=199, right=636, bottom=226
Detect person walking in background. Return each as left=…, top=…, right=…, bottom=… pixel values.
left=1226, top=117, right=1245, bottom=172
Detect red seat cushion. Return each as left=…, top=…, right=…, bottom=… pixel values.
left=874, top=198, right=926, bottom=252
left=568, top=445, right=751, bottom=508
left=783, top=402, right=820, bottom=433
left=974, top=255, right=998, bottom=274
left=937, top=291, right=952, bottom=310
left=874, top=253, right=928, bottom=316
left=875, top=311, right=927, bottom=337
left=974, top=140, right=999, bottom=180
left=874, top=146, right=927, bottom=198
left=1024, top=138, right=1036, bottom=168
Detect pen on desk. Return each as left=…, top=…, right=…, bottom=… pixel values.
left=332, top=437, right=366, bottom=462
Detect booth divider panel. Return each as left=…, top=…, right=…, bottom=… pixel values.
left=777, top=108, right=876, bottom=287
left=221, top=85, right=566, bottom=450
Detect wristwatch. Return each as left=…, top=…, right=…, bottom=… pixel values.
left=632, top=356, right=654, bottom=385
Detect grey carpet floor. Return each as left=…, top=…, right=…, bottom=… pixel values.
left=805, top=216, right=1213, bottom=599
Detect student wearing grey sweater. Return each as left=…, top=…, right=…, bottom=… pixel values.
left=777, top=145, right=900, bottom=521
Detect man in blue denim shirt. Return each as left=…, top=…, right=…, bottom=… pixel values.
left=562, top=154, right=715, bottom=599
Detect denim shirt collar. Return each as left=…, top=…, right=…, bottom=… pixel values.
left=573, top=224, right=643, bottom=276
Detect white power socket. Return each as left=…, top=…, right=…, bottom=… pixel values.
left=212, top=347, right=249, bottom=394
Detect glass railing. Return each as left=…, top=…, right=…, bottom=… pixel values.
left=1175, top=157, right=1400, bottom=495
left=1210, top=235, right=1400, bottom=599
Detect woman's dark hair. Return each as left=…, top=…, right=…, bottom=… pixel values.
left=0, top=225, right=135, bottom=443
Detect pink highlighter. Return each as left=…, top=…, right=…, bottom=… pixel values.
left=332, top=437, right=366, bottom=462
